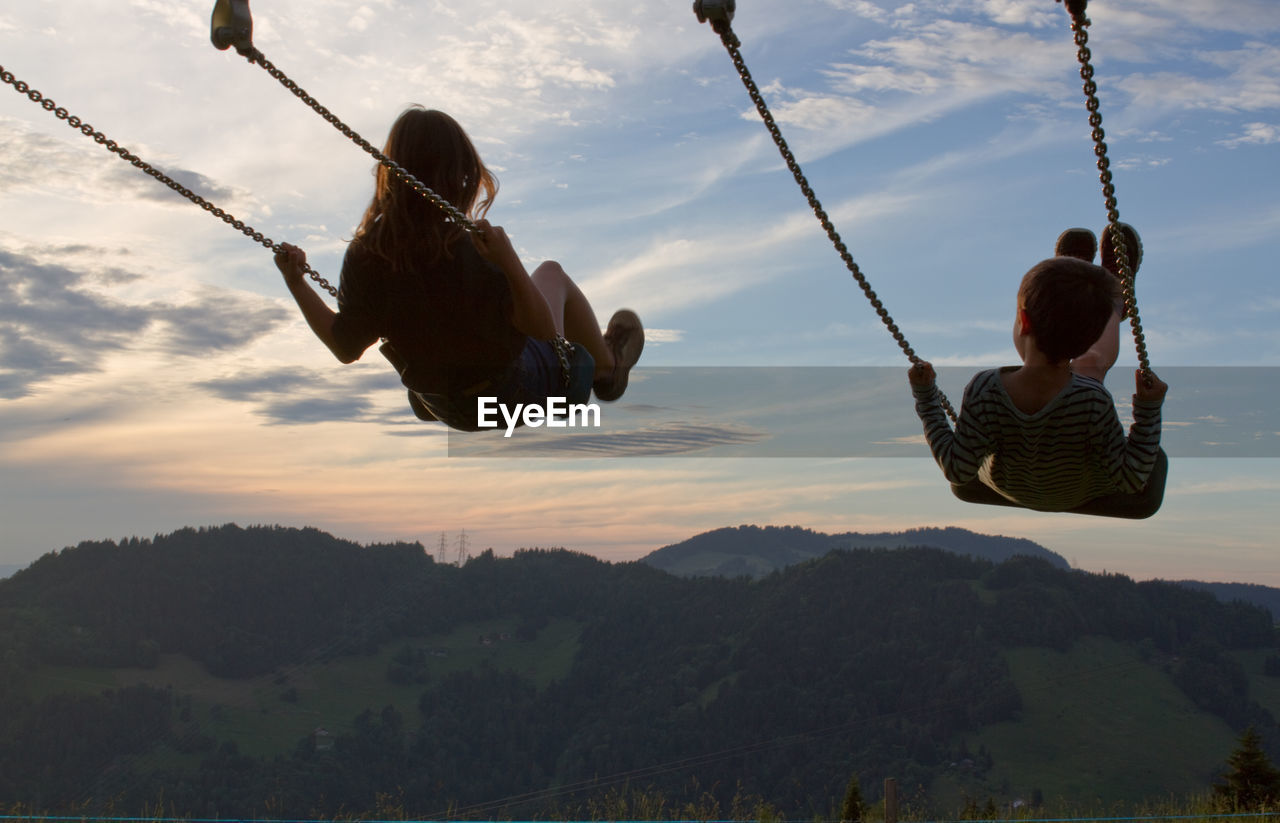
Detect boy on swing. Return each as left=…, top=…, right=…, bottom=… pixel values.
left=908, top=224, right=1168, bottom=512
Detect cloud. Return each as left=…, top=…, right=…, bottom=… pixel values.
left=129, top=166, right=245, bottom=207
left=741, top=19, right=1072, bottom=161
left=298, top=2, right=645, bottom=142
left=1138, top=0, right=1280, bottom=36
left=974, top=0, right=1058, bottom=29
left=258, top=395, right=380, bottom=426
left=834, top=20, right=1066, bottom=98
left=819, top=0, right=891, bottom=24
left=1219, top=122, right=1280, bottom=148
left=582, top=188, right=922, bottom=315
left=197, top=366, right=403, bottom=425
left=645, top=328, right=685, bottom=344
left=0, top=248, right=151, bottom=398
left=1247, top=297, right=1280, bottom=314
left=756, top=7, right=1279, bottom=159
left=125, top=0, right=206, bottom=36
left=1119, top=42, right=1280, bottom=116
left=196, top=368, right=321, bottom=402
left=0, top=119, right=259, bottom=213
left=153, top=296, right=289, bottom=356
left=0, top=246, right=290, bottom=399
left=871, top=434, right=928, bottom=447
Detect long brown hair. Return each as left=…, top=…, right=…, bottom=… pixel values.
left=351, top=107, right=497, bottom=270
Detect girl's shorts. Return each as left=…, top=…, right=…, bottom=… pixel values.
left=410, top=337, right=595, bottom=431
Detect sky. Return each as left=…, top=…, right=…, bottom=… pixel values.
left=1, top=0, right=1277, bottom=585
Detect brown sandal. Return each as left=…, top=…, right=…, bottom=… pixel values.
left=1100, top=221, right=1142, bottom=279
left=1054, top=227, right=1097, bottom=262
left=1099, top=222, right=1142, bottom=317
left=593, top=309, right=644, bottom=402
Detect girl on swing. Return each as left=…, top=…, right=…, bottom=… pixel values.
left=274, top=106, right=643, bottom=430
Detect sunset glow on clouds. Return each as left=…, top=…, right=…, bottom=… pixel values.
left=1, top=0, right=1277, bottom=583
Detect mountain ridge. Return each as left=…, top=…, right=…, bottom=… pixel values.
left=642, top=524, right=1070, bottom=578
left=640, top=524, right=1280, bottom=620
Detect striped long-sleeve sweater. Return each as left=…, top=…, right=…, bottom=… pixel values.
left=913, top=368, right=1163, bottom=511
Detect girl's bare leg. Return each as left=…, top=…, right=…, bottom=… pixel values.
left=530, top=261, right=615, bottom=379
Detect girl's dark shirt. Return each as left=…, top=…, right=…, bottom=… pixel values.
left=330, top=237, right=527, bottom=393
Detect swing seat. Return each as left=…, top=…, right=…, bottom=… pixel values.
left=950, top=448, right=1167, bottom=519
left=383, top=340, right=595, bottom=430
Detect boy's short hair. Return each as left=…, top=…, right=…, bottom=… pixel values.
left=1019, top=257, right=1118, bottom=364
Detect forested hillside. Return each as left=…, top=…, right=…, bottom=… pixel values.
left=1, top=525, right=1277, bottom=818
left=1177, top=581, right=1280, bottom=622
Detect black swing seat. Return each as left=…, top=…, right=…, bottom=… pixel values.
left=381, top=340, right=596, bottom=430
left=950, top=448, right=1168, bottom=519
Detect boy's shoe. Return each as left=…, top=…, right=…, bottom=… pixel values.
left=1054, top=227, right=1097, bottom=262
left=1100, top=221, right=1142, bottom=318
left=593, top=309, right=644, bottom=402
left=1100, top=221, right=1142, bottom=279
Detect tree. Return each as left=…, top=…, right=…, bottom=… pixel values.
left=1214, top=727, right=1280, bottom=810
left=839, top=774, right=864, bottom=823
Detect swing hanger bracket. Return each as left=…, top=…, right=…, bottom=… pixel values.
left=210, top=0, right=261, bottom=60
left=693, top=0, right=736, bottom=31
left=1054, top=0, right=1088, bottom=22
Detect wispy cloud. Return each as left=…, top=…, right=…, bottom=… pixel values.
left=1119, top=42, right=1280, bottom=116
left=582, top=188, right=922, bottom=315
left=645, top=328, right=685, bottom=344
left=0, top=248, right=152, bottom=398
left=1137, top=0, right=1280, bottom=36
left=1219, top=122, right=1280, bottom=148
left=0, top=119, right=263, bottom=214
left=153, top=295, right=288, bottom=356
left=198, top=367, right=403, bottom=425
left=974, top=0, right=1059, bottom=29
left=0, top=246, right=289, bottom=399
left=818, top=0, right=892, bottom=25
left=750, top=20, right=1072, bottom=160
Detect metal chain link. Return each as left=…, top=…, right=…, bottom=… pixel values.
left=0, top=63, right=337, bottom=297
left=707, top=23, right=958, bottom=423
left=551, top=335, right=574, bottom=389
left=1064, top=8, right=1153, bottom=379
left=244, top=53, right=479, bottom=235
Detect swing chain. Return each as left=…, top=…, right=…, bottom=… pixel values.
left=1063, top=7, right=1153, bottom=380
left=241, top=52, right=480, bottom=236
left=703, top=22, right=959, bottom=423
left=0, top=64, right=337, bottom=298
